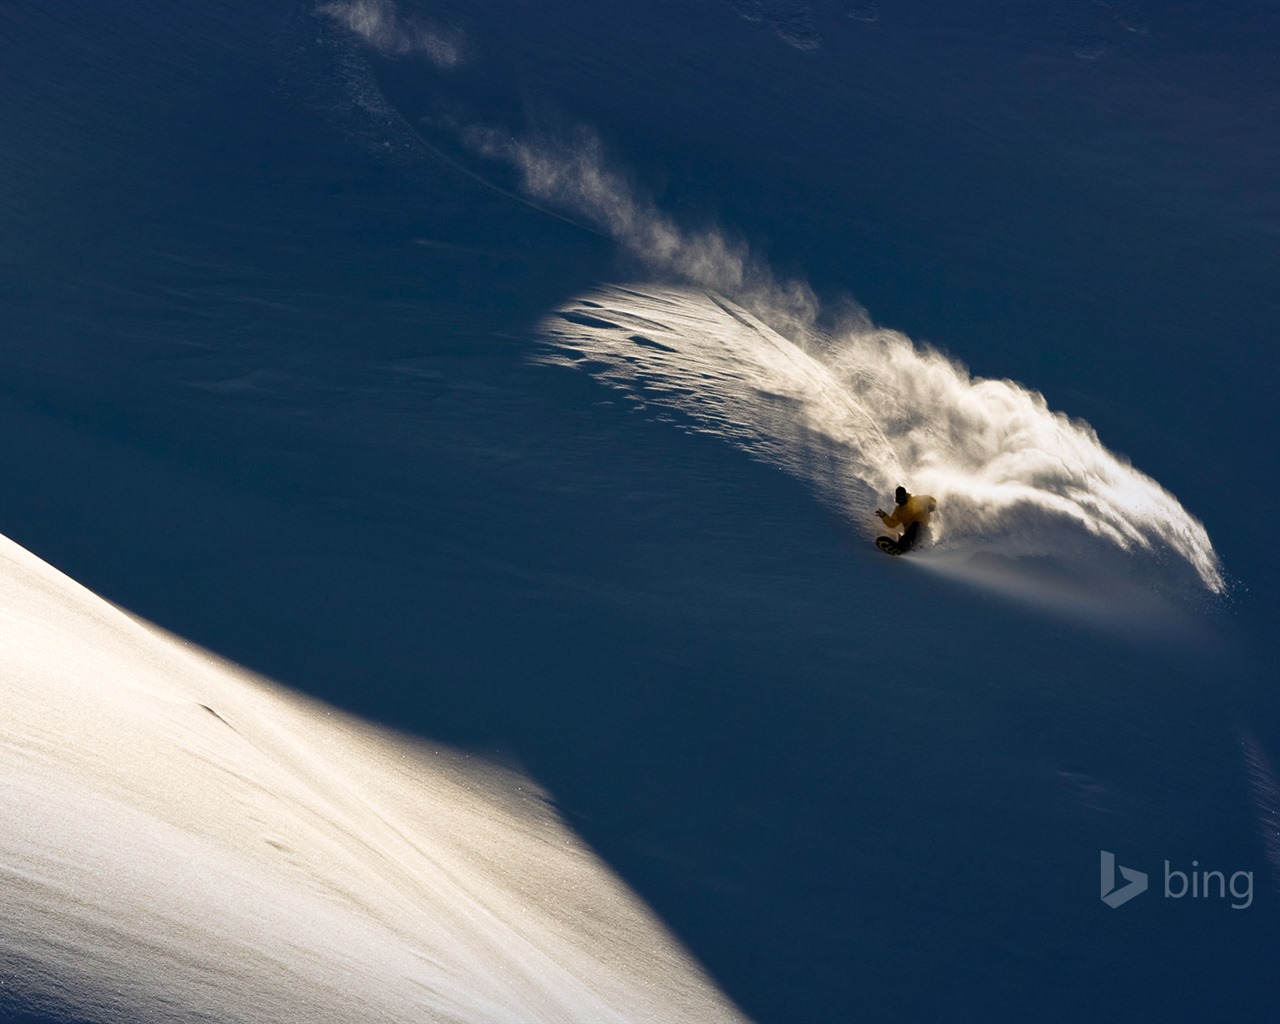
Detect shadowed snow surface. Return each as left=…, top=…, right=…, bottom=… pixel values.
left=2, top=1, right=1278, bottom=1021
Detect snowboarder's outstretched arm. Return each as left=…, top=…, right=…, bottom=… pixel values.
left=876, top=507, right=901, bottom=528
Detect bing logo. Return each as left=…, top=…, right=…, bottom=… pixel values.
left=1100, top=850, right=1148, bottom=908
left=1099, top=850, right=1254, bottom=910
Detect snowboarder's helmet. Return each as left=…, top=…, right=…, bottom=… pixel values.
left=895, top=486, right=908, bottom=504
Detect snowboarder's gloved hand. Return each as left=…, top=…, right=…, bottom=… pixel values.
left=875, top=508, right=887, bottom=518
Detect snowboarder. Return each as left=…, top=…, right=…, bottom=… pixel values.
left=875, top=486, right=937, bottom=555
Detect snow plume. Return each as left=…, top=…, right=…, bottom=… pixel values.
left=537, top=282, right=1223, bottom=596
left=821, top=326, right=1223, bottom=586
left=317, top=0, right=462, bottom=67
left=466, top=126, right=820, bottom=333
left=467, top=127, right=1223, bottom=594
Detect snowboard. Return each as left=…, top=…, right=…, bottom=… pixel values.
left=875, top=535, right=905, bottom=557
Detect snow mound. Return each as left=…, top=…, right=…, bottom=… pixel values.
left=0, top=534, right=747, bottom=1024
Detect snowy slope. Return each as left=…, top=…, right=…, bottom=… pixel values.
left=2, top=1, right=1277, bottom=1022
left=0, top=533, right=747, bottom=1024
